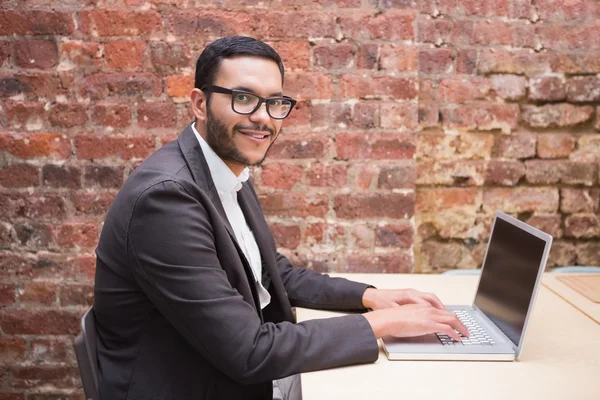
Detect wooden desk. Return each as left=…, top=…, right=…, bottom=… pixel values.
left=543, top=273, right=600, bottom=325
left=297, top=274, right=600, bottom=400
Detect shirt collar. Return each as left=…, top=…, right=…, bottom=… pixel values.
left=191, top=122, right=249, bottom=194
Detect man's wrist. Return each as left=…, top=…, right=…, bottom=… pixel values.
left=362, top=287, right=376, bottom=309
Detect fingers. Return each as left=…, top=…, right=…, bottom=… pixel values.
left=421, top=292, right=445, bottom=310
left=435, top=311, right=470, bottom=338
left=434, top=323, right=463, bottom=342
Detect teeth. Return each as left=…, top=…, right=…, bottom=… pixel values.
left=250, top=134, right=267, bottom=139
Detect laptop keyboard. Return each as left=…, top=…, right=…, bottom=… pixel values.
left=436, top=310, right=496, bottom=346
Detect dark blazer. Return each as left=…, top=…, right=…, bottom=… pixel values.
left=93, top=124, right=379, bottom=400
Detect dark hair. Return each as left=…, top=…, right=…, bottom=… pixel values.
left=194, top=36, right=285, bottom=91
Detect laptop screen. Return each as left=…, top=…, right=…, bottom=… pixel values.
left=474, top=217, right=547, bottom=347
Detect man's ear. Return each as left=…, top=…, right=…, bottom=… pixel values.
left=190, top=88, right=208, bottom=123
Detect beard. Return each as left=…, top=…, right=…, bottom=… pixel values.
left=204, top=107, right=277, bottom=168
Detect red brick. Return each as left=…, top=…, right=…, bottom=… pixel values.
left=313, top=43, right=355, bottom=69
left=478, top=50, right=552, bottom=76
left=13, top=222, right=54, bottom=248
left=456, top=49, right=478, bottom=74
left=596, top=106, right=600, bottom=131
left=565, top=214, right=600, bottom=239
left=537, top=133, right=575, bottom=159
left=416, top=132, right=457, bottom=160
left=260, top=163, right=303, bottom=189
left=259, top=192, right=328, bottom=218
left=149, top=42, right=192, bottom=71
left=13, top=40, right=58, bottom=69
left=269, top=224, right=301, bottom=250
left=59, top=284, right=94, bottom=307
left=536, top=0, right=596, bottom=21
left=380, top=103, right=418, bottom=130
left=416, top=188, right=481, bottom=213
left=0, top=77, right=29, bottom=97
left=350, top=225, right=375, bottom=249
left=577, top=241, right=600, bottom=266
left=84, top=165, right=124, bottom=189
left=0, top=41, right=10, bottom=67
left=440, top=77, right=489, bottom=103
left=486, top=160, right=525, bottom=186
left=525, top=160, right=564, bottom=184
left=570, top=135, right=600, bottom=163
left=528, top=75, right=566, bottom=101
left=420, top=48, right=454, bottom=74
left=164, top=74, right=193, bottom=99
left=451, top=0, right=509, bottom=16
left=283, top=100, right=310, bottom=130
left=340, top=75, right=418, bottom=100
left=29, top=338, right=74, bottom=364
left=42, top=165, right=81, bottom=189
left=310, top=103, right=351, bottom=130
left=260, top=11, right=336, bottom=38
left=166, top=10, right=255, bottom=37
left=342, top=252, right=413, bottom=273
left=105, top=40, right=146, bottom=70
left=56, top=222, right=100, bottom=249
left=81, top=73, right=162, bottom=100
left=377, top=162, right=416, bottom=189
left=334, top=193, right=414, bottom=219
left=560, top=188, right=600, bottom=213
left=49, top=103, right=88, bottom=128
left=417, top=17, right=454, bottom=46
left=526, top=214, right=562, bottom=238
left=0, top=164, right=40, bottom=188
left=81, top=10, right=162, bottom=36
left=357, top=44, right=378, bottom=70
left=562, top=162, right=597, bottom=186
left=551, top=52, right=600, bottom=74
left=442, top=103, right=519, bottom=133
left=483, top=187, right=559, bottom=213
left=75, top=134, right=155, bottom=160
left=19, top=282, right=57, bottom=305
left=490, top=75, right=526, bottom=101
left=138, top=102, right=178, bottom=129
left=418, top=103, right=440, bottom=128
left=336, top=133, right=415, bottom=160
left=0, top=11, right=74, bottom=35
left=0, top=338, right=26, bottom=366
left=4, top=101, right=45, bottom=130
left=284, top=72, right=332, bottom=100
left=0, top=193, right=67, bottom=220
left=379, top=45, right=419, bottom=71
left=350, top=102, right=379, bottom=129
left=92, top=104, right=132, bottom=127
left=521, top=104, right=593, bottom=128
left=566, top=76, right=600, bottom=102
left=72, top=191, right=116, bottom=216
left=418, top=240, right=477, bottom=272
left=495, top=133, right=536, bottom=159
left=9, top=72, right=73, bottom=99
left=379, top=0, right=417, bottom=7
left=268, top=41, right=310, bottom=70
left=418, top=160, right=487, bottom=186
left=338, top=11, right=415, bottom=41
left=472, top=21, right=514, bottom=45
left=0, top=283, right=16, bottom=307
left=60, top=41, right=102, bottom=70
left=536, top=23, right=598, bottom=51
left=352, top=163, right=378, bottom=190
left=375, top=223, right=413, bottom=248
left=0, top=132, right=71, bottom=159
left=306, top=163, right=348, bottom=188
left=0, top=309, right=80, bottom=335
left=548, top=240, right=577, bottom=268
left=268, top=135, right=328, bottom=159
left=9, top=365, right=80, bottom=390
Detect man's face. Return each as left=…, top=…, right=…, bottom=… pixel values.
left=201, top=56, right=285, bottom=171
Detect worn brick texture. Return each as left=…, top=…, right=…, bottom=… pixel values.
left=1, top=0, right=600, bottom=397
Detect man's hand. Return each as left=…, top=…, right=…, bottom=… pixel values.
left=363, top=304, right=469, bottom=342
left=362, top=288, right=445, bottom=311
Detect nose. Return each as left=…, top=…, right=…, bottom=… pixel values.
left=249, top=101, right=271, bottom=124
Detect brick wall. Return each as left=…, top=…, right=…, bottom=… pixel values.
left=0, top=0, right=599, bottom=397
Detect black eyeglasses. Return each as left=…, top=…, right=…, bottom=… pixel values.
left=201, top=85, right=297, bottom=120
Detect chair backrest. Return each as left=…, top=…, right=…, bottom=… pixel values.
left=73, top=307, right=99, bottom=400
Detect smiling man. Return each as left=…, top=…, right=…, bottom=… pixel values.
left=93, top=36, right=467, bottom=400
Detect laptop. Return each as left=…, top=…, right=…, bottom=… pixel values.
left=382, top=211, right=553, bottom=361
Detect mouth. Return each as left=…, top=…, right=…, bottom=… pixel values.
left=238, top=130, right=271, bottom=141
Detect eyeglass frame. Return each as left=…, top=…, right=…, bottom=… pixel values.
left=200, top=84, right=297, bottom=120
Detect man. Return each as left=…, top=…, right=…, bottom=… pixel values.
left=93, top=36, right=468, bottom=400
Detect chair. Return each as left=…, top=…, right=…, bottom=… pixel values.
left=551, top=266, right=600, bottom=274
left=73, top=307, right=99, bottom=400
left=442, top=269, right=481, bottom=276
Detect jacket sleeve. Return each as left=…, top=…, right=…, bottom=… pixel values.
left=276, top=252, right=374, bottom=311
left=127, top=180, right=379, bottom=385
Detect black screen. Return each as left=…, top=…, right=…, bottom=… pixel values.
left=474, top=218, right=547, bottom=347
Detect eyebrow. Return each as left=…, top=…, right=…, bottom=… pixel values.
left=231, top=85, right=283, bottom=97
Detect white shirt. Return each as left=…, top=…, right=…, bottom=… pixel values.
left=192, top=123, right=271, bottom=309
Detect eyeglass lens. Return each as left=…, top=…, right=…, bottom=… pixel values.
left=232, top=93, right=292, bottom=118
